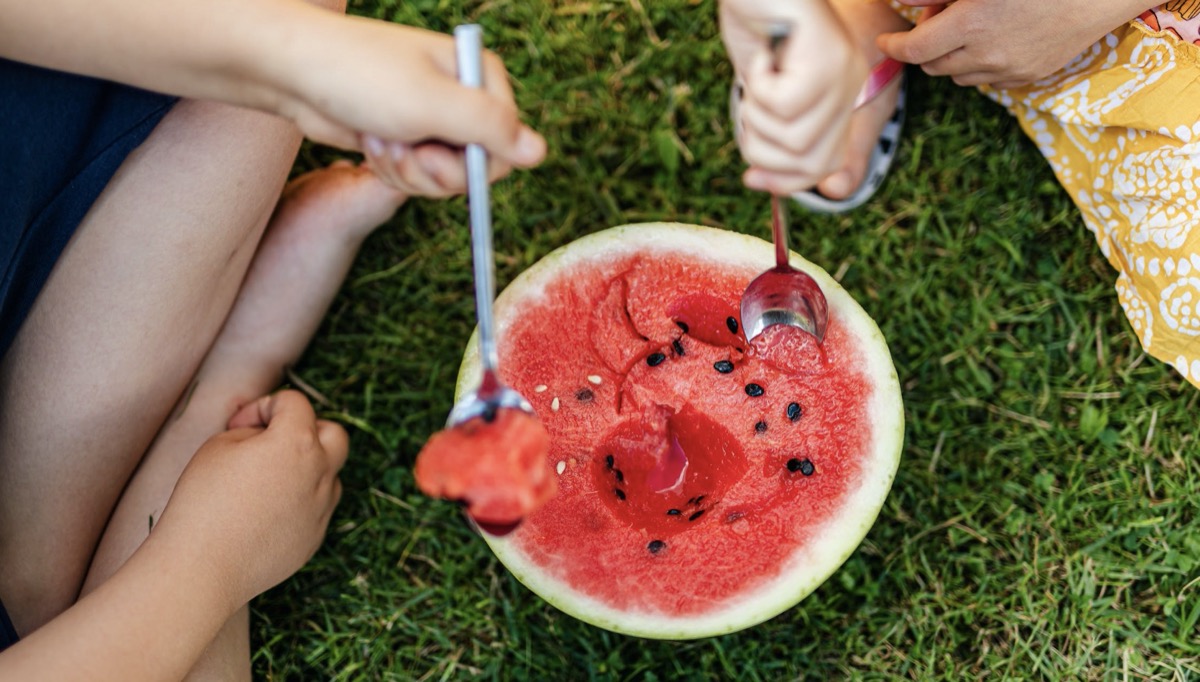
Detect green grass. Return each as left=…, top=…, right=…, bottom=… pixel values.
left=254, top=1, right=1200, bottom=679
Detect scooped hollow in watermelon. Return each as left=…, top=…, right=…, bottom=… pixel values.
left=453, top=223, right=903, bottom=640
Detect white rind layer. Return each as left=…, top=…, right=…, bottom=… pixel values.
left=455, top=223, right=904, bottom=640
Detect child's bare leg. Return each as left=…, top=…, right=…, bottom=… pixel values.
left=79, top=161, right=404, bottom=680
left=819, top=0, right=911, bottom=199
left=0, top=99, right=301, bottom=635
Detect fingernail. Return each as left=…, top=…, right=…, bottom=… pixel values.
left=364, top=135, right=385, bottom=157
left=389, top=141, right=407, bottom=163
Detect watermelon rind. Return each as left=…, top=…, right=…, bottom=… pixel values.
left=454, top=222, right=904, bottom=640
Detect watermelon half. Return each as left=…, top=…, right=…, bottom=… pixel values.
left=454, top=223, right=903, bottom=639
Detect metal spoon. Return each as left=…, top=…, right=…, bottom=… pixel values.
left=738, top=21, right=829, bottom=344
left=446, top=24, right=533, bottom=427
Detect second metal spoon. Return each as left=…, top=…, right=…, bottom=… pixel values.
left=445, top=24, right=534, bottom=427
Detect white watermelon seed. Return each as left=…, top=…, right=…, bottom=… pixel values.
left=587, top=375, right=602, bottom=385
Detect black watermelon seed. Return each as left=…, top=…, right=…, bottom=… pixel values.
left=787, top=458, right=815, bottom=475
left=605, top=454, right=614, bottom=470
left=575, top=388, right=595, bottom=402
left=482, top=404, right=498, bottom=423
left=614, top=469, right=624, bottom=483
left=614, top=488, right=626, bottom=500
left=714, top=360, right=735, bottom=374
left=787, top=402, right=802, bottom=421
left=647, top=352, right=666, bottom=367
left=648, top=540, right=666, bottom=554
left=672, top=339, right=685, bottom=356
left=693, top=495, right=706, bottom=505
left=688, top=510, right=705, bottom=521
left=755, top=420, right=768, bottom=433
left=675, top=321, right=689, bottom=333
left=745, top=383, right=765, bottom=397
left=667, top=508, right=682, bottom=516
left=726, top=316, right=739, bottom=334
left=726, top=512, right=744, bottom=523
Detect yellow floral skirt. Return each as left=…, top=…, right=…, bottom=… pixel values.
left=890, top=3, right=1200, bottom=389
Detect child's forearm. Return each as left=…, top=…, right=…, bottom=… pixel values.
left=0, top=0, right=324, bottom=115
left=0, top=529, right=240, bottom=680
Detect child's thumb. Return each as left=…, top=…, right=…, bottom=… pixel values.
left=427, top=87, right=547, bottom=168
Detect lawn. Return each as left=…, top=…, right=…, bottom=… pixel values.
left=252, top=0, right=1200, bottom=679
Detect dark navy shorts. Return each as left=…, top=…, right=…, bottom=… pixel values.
left=0, top=597, right=17, bottom=652
left=0, top=58, right=177, bottom=361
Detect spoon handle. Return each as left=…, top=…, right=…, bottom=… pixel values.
left=766, top=21, right=792, bottom=271
left=771, top=195, right=790, bottom=269
left=455, top=25, right=501, bottom=384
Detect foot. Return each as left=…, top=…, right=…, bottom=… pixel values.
left=194, top=160, right=405, bottom=405
left=816, top=1, right=912, bottom=200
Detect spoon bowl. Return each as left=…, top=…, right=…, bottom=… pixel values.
left=740, top=196, right=829, bottom=344
left=737, top=21, right=829, bottom=345
left=446, top=24, right=535, bottom=428
left=446, top=377, right=533, bottom=427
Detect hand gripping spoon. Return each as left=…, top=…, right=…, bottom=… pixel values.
left=738, top=22, right=829, bottom=344
left=445, top=24, right=534, bottom=427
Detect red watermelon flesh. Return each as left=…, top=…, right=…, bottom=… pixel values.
left=456, top=223, right=902, bottom=639
left=501, top=254, right=870, bottom=613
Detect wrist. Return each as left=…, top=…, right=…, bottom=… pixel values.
left=218, top=0, right=335, bottom=119
left=138, top=518, right=247, bottom=616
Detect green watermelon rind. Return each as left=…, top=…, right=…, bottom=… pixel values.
left=454, top=222, right=904, bottom=640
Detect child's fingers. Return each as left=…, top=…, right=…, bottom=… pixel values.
left=365, top=136, right=524, bottom=198
left=361, top=136, right=412, bottom=194
left=877, top=10, right=963, bottom=66
left=738, top=127, right=838, bottom=187
left=407, top=79, right=546, bottom=169
left=952, top=71, right=1004, bottom=87
left=362, top=137, right=444, bottom=196
left=480, top=50, right=520, bottom=109
left=918, top=47, right=977, bottom=77
left=745, top=167, right=838, bottom=196
left=316, top=420, right=349, bottom=472
left=744, top=73, right=825, bottom=123
left=258, top=390, right=319, bottom=435
left=228, top=398, right=271, bottom=430
left=990, top=78, right=1032, bottom=90
left=414, top=144, right=520, bottom=194
left=738, top=96, right=846, bottom=157
left=227, top=391, right=313, bottom=432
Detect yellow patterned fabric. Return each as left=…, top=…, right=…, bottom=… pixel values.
left=886, top=3, right=1200, bottom=388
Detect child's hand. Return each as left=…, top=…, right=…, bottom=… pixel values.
left=153, top=390, right=348, bottom=605
left=720, top=0, right=867, bottom=194
left=276, top=17, right=547, bottom=196
left=877, top=0, right=1139, bottom=88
